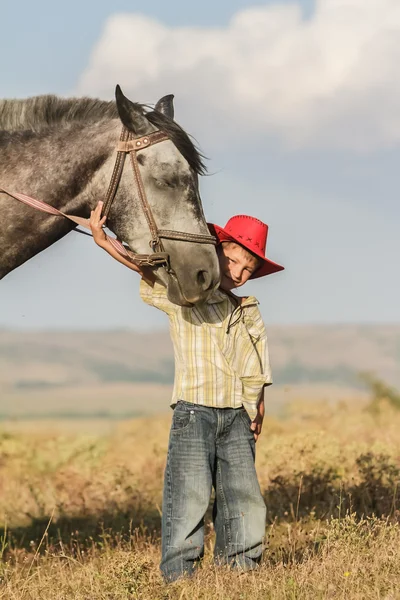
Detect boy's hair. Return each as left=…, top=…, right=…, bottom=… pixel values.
left=219, top=241, right=262, bottom=268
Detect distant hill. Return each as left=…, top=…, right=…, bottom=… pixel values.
left=0, top=325, right=399, bottom=418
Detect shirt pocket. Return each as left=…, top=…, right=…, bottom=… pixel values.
left=241, top=315, right=262, bottom=343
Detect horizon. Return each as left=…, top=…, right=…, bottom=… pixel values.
left=1, top=322, right=399, bottom=332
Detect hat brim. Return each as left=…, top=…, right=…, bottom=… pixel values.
left=209, top=223, right=284, bottom=279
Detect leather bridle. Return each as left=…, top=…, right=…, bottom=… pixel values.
left=100, top=127, right=216, bottom=267
left=1, top=126, right=216, bottom=269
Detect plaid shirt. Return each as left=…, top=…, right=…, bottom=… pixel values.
left=140, top=280, right=272, bottom=420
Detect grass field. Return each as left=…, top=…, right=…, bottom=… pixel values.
left=1, top=400, right=400, bottom=599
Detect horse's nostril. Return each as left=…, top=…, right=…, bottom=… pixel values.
left=196, top=269, right=212, bottom=290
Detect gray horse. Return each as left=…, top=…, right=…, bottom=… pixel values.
left=0, top=87, right=220, bottom=305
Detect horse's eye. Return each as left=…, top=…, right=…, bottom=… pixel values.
left=154, top=178, right=176, bottom=189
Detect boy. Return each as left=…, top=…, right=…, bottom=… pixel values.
left=90, top=202, right=284, bottom=581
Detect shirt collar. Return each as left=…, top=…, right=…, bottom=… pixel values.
left=241, top=295, right=259, bottom=308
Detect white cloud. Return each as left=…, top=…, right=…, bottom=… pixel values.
left=77, top=0, right=400, bottom=152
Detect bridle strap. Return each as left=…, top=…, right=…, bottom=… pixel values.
left=117, top=130, right=171, bottom=152
left=157, top=230, right=219, bottom=244
left=128, top=131, right=168, bottom=250
left=101, top=127, right=130, bottom=221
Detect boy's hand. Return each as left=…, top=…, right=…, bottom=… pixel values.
left=250, top=395, right=265, bottom=442
left=89, top=201, right=107, bottom=246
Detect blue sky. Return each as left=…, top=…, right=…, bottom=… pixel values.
left=1, top=0, right=399, bottom=329
left=1, top=0, right=315, bottom=96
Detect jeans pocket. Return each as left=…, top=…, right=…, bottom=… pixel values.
left=171, top=404, right=195, bottom=432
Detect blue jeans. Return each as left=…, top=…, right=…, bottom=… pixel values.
left=160, top=401, right=266, bottom=582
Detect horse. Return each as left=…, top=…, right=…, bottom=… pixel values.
left=0, top=86, right=220, bottom=306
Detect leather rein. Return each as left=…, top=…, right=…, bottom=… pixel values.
left=1, top=126, right=216, bottom=268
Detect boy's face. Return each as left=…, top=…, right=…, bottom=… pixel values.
left=218, top=242, right=260, bottom=291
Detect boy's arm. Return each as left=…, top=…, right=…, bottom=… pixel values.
left=250, top=310, right=272, bottom=442
left=89, top=201, right=155, bottom=285
left=250, top=387, right=265, bottom=442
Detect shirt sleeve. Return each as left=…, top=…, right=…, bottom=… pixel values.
left=257, top=331, right=273, bottom=386
left=250, top=307, right=273, bottom=385
left=139, top=278, right=178, bottom=316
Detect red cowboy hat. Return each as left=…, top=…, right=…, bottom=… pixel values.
left=208, top=215, right=284, bottom=279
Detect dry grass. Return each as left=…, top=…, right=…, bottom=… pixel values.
left=1, top=401, right=400, bottom=599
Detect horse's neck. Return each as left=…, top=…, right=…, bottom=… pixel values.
left=1, top=122, right=117, bottom=211
left=0, top=121, right=119, bottom=279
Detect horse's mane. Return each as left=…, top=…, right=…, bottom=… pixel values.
left=0, top=96, right=119, bottom=132
left=0, top=95, right=206, bottom=175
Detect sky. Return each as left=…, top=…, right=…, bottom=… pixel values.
left=1, top=0, right=399, bottom=330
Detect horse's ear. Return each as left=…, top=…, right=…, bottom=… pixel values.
left=155, top=94, right=175, bottom=120
left=115, top=85, right=150, bottom=135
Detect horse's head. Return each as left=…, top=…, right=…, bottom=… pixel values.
left=105, top=86, right=220, bottom=306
